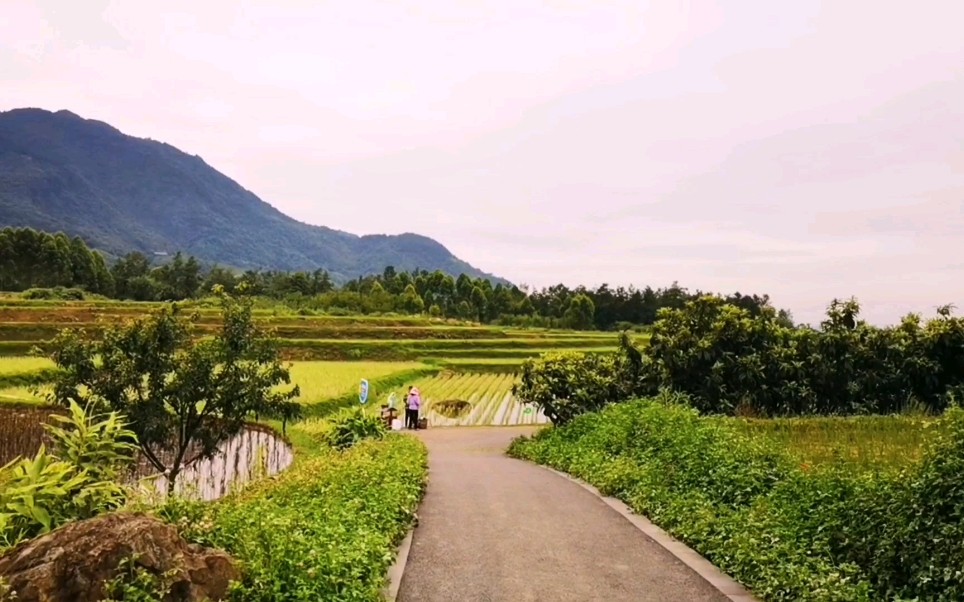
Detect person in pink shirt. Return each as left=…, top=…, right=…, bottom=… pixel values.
left=406, top=386, right=422, bottom=430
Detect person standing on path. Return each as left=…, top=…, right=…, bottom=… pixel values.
left=406, top=386, right=422, bottom=429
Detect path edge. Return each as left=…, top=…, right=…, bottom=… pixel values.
left=539, top=464, right=759, bottom=602
left=383, top=523, right=416, bottom=601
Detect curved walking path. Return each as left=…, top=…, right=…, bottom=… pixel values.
left=398, top=427, right=730, bottom=602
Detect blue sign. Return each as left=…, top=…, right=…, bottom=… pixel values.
left=359, top=379, right=369, bottom=404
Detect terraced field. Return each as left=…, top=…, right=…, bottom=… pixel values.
left=0, top=298, right=632, bottom=427
left=0, top=299, right=628, bottom=362
left=386, top=372, right=548, bottom=426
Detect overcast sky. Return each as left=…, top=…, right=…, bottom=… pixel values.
left=2, top=0, right=962, bottom=324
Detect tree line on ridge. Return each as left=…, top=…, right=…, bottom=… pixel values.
left=0, top=226, right=791, bottom=330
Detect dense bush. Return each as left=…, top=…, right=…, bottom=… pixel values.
left=160, top=433, right=427, bottom=601
left=515, top=297, right=964, bottom=421
left=513, top=333, right=653, bottom=424
left=510, top=397, right=964, bottom=601
left=647, top=297, right=964, bottom=415
left=512, top=351, right=622, bottom=425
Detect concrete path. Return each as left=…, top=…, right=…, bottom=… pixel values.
left=398, top=427, right=728, bottom=602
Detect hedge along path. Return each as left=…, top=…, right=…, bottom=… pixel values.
left=398, top=428, right=730, bottom=602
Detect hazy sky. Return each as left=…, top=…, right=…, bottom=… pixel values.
left=2, top=1, right=962, bottom=324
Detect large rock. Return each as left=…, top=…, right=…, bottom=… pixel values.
left=0, top=513, right=239, bottom=601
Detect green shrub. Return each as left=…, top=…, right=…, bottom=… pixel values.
left=160, top=434, right=427, bottom=601
left=0, top=401, right=137, bottom=549
left=326, top=408, right=387, bottom=450
left=512, top=351, right=620, bottom=425
left=22, top=287, right=87, bottom=301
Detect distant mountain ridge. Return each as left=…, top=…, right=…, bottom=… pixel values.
left=0, top=108, right=500, bottom=282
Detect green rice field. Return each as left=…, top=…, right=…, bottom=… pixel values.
left=726, top=414, right=934, bottom=472
left=384, top=372, right=546, bottom=427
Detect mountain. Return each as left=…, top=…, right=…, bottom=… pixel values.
left=0, top=108, right=501, bottom=283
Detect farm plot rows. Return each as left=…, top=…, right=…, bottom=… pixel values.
left=0, top=301, right=627, bottom=363
left=385, top=372, right=548, bottom=427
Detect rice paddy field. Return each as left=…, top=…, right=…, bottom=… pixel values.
left=726, top=415, right=935, bottom=472
left=384, top=372, right=550, bottom=427
left=0, top=298, right=627, bottom=361
left=285, top=361, right=428, bottom=403
left=0, top=356, right=54, bottom=375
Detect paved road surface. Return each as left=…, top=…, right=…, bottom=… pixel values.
left=397, top=427, right=728, bottom=602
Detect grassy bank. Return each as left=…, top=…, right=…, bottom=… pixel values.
left=160, top=424, right=427, bottom=601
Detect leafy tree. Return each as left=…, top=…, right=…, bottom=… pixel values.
left=399, top=283, right=425, bottom=315
left=152, top=252, right=201, bottom=300
left=564, top=294, right=595, bottom=329
left=111, top=252, right=153, bottom=299
left=203, top=265, right=238, bottom=294
left=45, top=291, right=300, bottom=493
left=469, top=286, right=487, bottom=322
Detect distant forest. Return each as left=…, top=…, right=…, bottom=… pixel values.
left=0, top=227, right=792, bottom=330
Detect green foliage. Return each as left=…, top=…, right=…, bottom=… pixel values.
left=512, top=352, right=622, bottom=425
left=0, top=227, right=114, bottom=295
left=159, top=433, right=427, bottom=601
left=647, top=296, right=964, bottom=415
left=21, top=286, right=87, bottom=300
left=2, top=230, right=785, bottom=332
left=0, top=368, right=59, bottom=389
left=519, top=296, right=964, bottom=421
left=326, top=408, right=387, bottom=450
left=0, top=401, right=136, bottom=550
left=45, top=292, right=300, bottom=493
left=102, top=555, right=179, bottom=602
left=564, top=294, right=595, bottom=329
left=512, top=333, right=653, bottom=424
left=510, top=399, right=964, bottom=601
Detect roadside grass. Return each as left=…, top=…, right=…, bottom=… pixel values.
left=159, top=421, right=428, bottom=601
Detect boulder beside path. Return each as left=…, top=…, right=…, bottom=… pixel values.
left=0, top=513, right=238, bottom=602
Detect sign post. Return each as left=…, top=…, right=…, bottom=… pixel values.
left=359, top=379, right=369, bottom=405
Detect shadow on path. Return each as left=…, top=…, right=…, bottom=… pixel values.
left=398, top=427, right=727, bottom=602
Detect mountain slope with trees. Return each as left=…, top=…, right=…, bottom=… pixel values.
left=0, top=107, right=497, bottom=282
